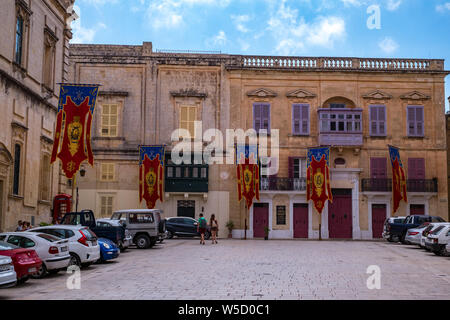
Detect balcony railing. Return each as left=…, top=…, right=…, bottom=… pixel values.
left=165, top=165, right=209, bottom=193
left=260, top=177, right=307, bottom=191
left=361, top=178, right=438, bottom=193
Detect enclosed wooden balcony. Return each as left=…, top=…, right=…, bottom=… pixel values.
left=165, top=164, right=209, bottom=193
left=318, top=108, right=363, bottom=146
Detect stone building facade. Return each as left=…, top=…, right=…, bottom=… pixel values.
left=0, top=0, right=76, bottom=231
left=68, top=42, right=449, bottom=239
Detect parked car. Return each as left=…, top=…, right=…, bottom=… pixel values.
left=386, top=215, right=445, bottom=243
left=165, top=217, right=211, bottom=240
left=0, top=241, right=42, bottom=284
left=404, top=222, right=430, bottom=245
left=96, top=218, right=132, bottom=251
left=0, top=232, right=70, bottom=278
left=421, top=223, right=447, bottom=250
left=61, top=210, right=127, bottom=250
left=382, top=216, right=407, bottom=242
left=424, top=223, right=450, bottom=256
left=446, top=240, right=450, bottom=255
left=110, top=209, right=166, bottom=249
left=29, top=225, right=100, bottom=268
left=0, top=255, right=17, bottom=288
left=97, top=238, right=120, bottom=263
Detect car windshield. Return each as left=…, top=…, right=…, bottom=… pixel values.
left=61, top=214, right=81, bottom=225
left=37, top=233, right=60, bottom=242
left=111, top=213, right=121, bottom=220
left=430, top=226, right=445, bottom=235
left=417, top=223, right=429, bottom=228
left=0, top=241, right=19, bottom=250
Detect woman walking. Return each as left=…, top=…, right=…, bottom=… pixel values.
left=197, top=213, right=207, bottom=245
left=210, top=214, right=218, bottom=244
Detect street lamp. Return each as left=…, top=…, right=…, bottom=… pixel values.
left=75, top=165, right=86, bottom=212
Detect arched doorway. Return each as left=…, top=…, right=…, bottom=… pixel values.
left=0, top=143, right=13, bottom=232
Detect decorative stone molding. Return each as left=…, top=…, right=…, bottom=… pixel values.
left=246, top=88, right=277, bottom=98
left=170, top=89, right=207, bottom=98
left=362, top=90, right=392, bottom=100
left=400, top=91, right=431, bottom=101
left=99, top=91, right=129, bottom=97
left=286, top=89, right=317, bottom=99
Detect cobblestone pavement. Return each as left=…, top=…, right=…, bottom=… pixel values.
left=1, top=239, right=449, bottom=300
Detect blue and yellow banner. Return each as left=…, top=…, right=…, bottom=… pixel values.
left=139, top=146, right=165, bottom=209
left=307, top=147, right=332, bottom=214
left=236, top=145, right=259, bottom=209
left=51, top=84, right=100, bottom=179
left=388, top=145, right=407, bottom=214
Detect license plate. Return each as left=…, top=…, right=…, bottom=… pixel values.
left=28, top=267, right=37, bottom=273
left=61, top=246, right=68, bottom=252
left=0, top=265, right=10, bottom=272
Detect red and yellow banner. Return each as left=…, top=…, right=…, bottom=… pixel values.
left=236, top=145, right=259, bottom=209
left=51, top=84, right=100, bottom=179
left=307, top=147, right=332, bottom=214
left=139, top=146, right=165, bottom=209
left=389, top=145, right=407, bottom=214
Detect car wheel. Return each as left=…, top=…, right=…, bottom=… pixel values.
left=204, top=231, right=211, bottom=240
left=32, top=263, right=48, bottom=279
left=135, top=234, right=150, bottom=249
left=17, top=276, right=29, bottom=284
left=387, top=236, right=394, bottom=243
left=81, top=262, right=93, bottom=268
left=48, top=269, right=60, bottom=275
left=69, top=253, right=81, bottom=267
left=166, top=230, right=174, bottom=239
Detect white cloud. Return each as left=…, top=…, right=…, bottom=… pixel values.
left=231, top=15, right=251, bottom=33
left=267, top=0, right=346, bottom=55
left=145, top=0, right=232, bottom=29
left=340, top=0, right=361, bottom=7
left=378, top=37, right=399, bottom=54
left=386, top=0, right=402, bottom=11
left=70, top=5, right=106, bottom=44
left=436, top=2, right=450, bottom=12
left=206, top=30, right=228, bottom=47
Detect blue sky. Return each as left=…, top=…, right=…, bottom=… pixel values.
left=72, top=0, right=450, bottom=110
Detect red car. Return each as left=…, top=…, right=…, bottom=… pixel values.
left=0, top=241, right=42, bottom=284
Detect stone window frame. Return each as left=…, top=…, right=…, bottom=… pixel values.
left=42, top=27, right=58, bottom=91
left=38, top=137, right=53, bottom=203
left=173, top=98, right=203, bottom=141
left=10, top=123, right=27, bottom=198
left=13, top=0, right=32, bottom=70
left=276, top=205, right=287, bottom=225
left=96, top=96, right=125, bottom=139
left=100, top=162, right=116, bottom=182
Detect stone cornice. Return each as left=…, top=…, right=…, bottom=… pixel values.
left=286, top=89, right=317, bottom=99
left=362, top=90, right=393, bottom=100
left=247, top=88, right=277, bottom=98
left=400, top=91, right=431, bottom=101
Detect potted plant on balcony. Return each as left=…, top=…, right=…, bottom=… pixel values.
left=226, top=220, right=234, bottom=238
left=264, top=226, right=270, bottom=240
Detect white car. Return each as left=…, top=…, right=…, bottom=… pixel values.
left=29, top=226, right=100, bottom=268
left=0, top=255, right=16, bottom=288
left=425, top=224, right=450, bottom=256
left=405, top=223, right=430, bottom=245
left=422, top=222, right=450, bottom=250
left=0, top=232, right=70, bottom=278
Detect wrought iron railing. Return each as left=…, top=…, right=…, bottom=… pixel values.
left=361, top=178, right=438, bottom=193
left=260, top=177, right=307, bottom=191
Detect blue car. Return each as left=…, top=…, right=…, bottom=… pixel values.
left=98, top=238, right=120, bottom=262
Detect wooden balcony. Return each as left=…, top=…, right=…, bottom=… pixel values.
left=318, top=108, right=363, bottom=146
left=165, top=165, right=209, bottom=193
left=361, top=178, right=438, bottom=193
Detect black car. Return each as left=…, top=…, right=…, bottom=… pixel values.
left=165, top=217, right=210, bottom=240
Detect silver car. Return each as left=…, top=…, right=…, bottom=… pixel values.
left=0, top=255, right=16, bottom=288
left=405, top=223, right=430, bottom=245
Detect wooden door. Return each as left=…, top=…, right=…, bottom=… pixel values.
left=253, top=203, right=269, bottom=238
left=293, top=203, right=308, bottom=238
left=372, top=204, right=387, bottom=238
left=328, top=189, right=353, bottom=238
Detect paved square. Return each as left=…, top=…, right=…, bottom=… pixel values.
left=1, top=239, right=449, bottom=300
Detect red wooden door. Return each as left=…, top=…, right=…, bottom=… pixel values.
left=293, top=203, right=308, bottom=238
left=328, top=189, right=352, bottom=238
left=372, top=204, right=386, bottom=238
left=410, top=204, right=425, bottom=215
left=253, top=204, right=269, bottom=238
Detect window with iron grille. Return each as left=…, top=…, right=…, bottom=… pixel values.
left=276, top=206, right=286, bottom=225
